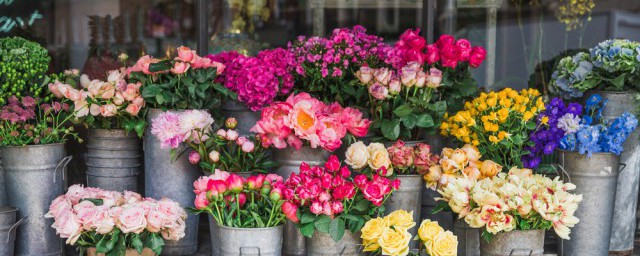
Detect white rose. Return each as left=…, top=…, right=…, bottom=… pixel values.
left=345, top=141, right=369, bottom=169
left=367, top=143, right=392, bottom=175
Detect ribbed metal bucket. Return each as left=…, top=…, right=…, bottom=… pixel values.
left=584, top=91, right=640, bottom=254
left=419, top=134, right=455, bottom=231
left=86, top=129, right=141, bottom=192
left=454, top=219, right=481, bottom=256
left=273, top=146, right=330, bottom=256
left=557, top=150, right=620, bottom=256
left=480, top=229, right=545, bottom=256
left=0, top=217, right=25, bottom=256
left=0, top=207, right=17, bottom=227
left=213, top=223, right=283, bottom=256
left=0, top=147, right=4, bottom=207
left=1, top=143, right=71, bottom=256
left=144, top=108, right=200, bottom=255
left=220, top=100, right=261, bottom=137
left=305, top=230, right=362, bottom=256
left=384, top=174, right=423, bottom=249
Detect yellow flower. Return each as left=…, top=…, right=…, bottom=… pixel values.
left=362, top=239, right=380, bottom=252
left=424, top=165, right=443, bottom=190
left=480, top=160, right=502, bottom=178
left=489, top=135, right=501, bottom=144
left=426, top=231, right=458, bottom=256
left=486, top=97, right=497, bottom=107
left=384, top=210, right=416, bottom=231
left=499, top=98, right=512, bottom=108
left=497, top=108, right=509, bottom=123
left=379, top=227, right=411, bottom=256
left=541, top=116, right=549, bottom=125
left=497, top=131, right=510, bottom=140
left=361, top=217, right=388, bottom=242
left=450, top=149, right=469, bottom=167
left=367, top=143, right=392, bottom=175
left=417, top=219, right=445, bottom=242
left=523, top=111, right=534, bottom=121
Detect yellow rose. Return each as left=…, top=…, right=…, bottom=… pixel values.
left=362, top=238, right=380, bottom=252
left=345, top=141, right=369, bottom=169
left=379, top=227, right=411, bottom=256
left=384, top=210, right=416, bottom=231
left=424, top=165, right=443, bottom=190
left=480, top=160, right=502, bottom=178
left=426, top=231, right=458, bottom=256
left=441, top=148, right=454, bottom=158
left=361, top=217, right=388, bottom=242
left=367, top=143, right=392, bottom=175
left=462, top=166, right=481, bottom=181
left=449, top=149, right=469, bottom=167
left=439, top=159, right=460, bottom=174
left=417, top=219, right=444, bottom=242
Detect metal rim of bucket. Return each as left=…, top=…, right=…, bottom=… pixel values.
left=0, top=207, right=17, bottom=215
left=215, top=223, right=284, bottom=231
left=85, top=153, right=141, bottom=159
left=0, top=142, right=66, bottom=150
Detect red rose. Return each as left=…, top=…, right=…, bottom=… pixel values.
left=424, top=44, right=440, bottom=65
left=440, top=43, right=459, bottom=68
left=455, top=39, right=472, bottom=61
left=403, top=49, right=425, bottom=65
left=354, top=174, right=368, bottom=188
left=469, top=46, right=487, bottom=68
left=436, top=34, right=455, bottom=49
left=324, top=155, right=340, bottom=171
left=400, top=29, right=426, bottom=50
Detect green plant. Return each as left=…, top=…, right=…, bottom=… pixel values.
left=0, top=37, right=51, bottom=105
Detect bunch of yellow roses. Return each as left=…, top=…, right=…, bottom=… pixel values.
left=423, top=144, right=501, bottom=190
left=437, top=167, right=582, bottom=240
left=361, top=209, right=458, bottom=256
left=440, top=88, right=545, bottom=169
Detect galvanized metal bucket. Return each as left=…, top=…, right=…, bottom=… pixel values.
left=0, top=148, right=5, bottom=207
left=454, top=219, right=480, bottom=256
left=418, top=134, right=455, bottom=230
left=0, top=207, right=17, bottom=227
left=220, top=100, right=261, bottom=137
left=273, top=146, right=330, bottom=256
left=480, top=229, right=545, bottom=256
left=305, top=230, right=362, bottom=256
left=584, top=91, right=640, bottom=254
left=557, top=149, right=620, bottom=256
left=144, top=108, right=200, bottom=255
left=384, top=174, right=423, bottom=249
left=0, top=217, right=25, bottom=256
left=213, top=223, right=283, bottom=256
left=1, top=143, right=71, bottom=256
left=86, top=129, right=141, bottom=192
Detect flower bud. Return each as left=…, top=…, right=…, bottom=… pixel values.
left=189, top=151, right=200, bottom=165
left=225, top=117, right=238, bottom=129
left=208, top=150, right=220, bottom=163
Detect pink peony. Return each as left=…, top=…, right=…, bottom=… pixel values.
left=193, top=176, right=212, bottom=194
left=241, top=141, right=255, bottom=153
left=316, top=116, right=347, bottom=151
left=282, top=201, right=299, bottom=223
left=250, top=102, right=294, bottom=149
left=338, top=107, right=371, bottom=137
left=150, top=111, right=185, bottom=149
left=194, top=193, right=210, bottom=210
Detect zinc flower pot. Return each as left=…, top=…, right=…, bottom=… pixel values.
left=212, top=223, right=283, bottom=256
left=584, top=91, right=640, bottom=254
left=1, top=143, right=72, bottom=256
left=86, top=247, right=156, bottom=256
left=418, top=134, right=455, bottom=231
left=557, top=149, right=620, bottom=256
left=384, top=174, right=423, bottom=249
left=480, top=229, right=545, bottom=256
left=453, top=219, right=481, bottom=256
left=0, top=217, right=24, bottom=256
left=273, top=146, right=331, bottom=256
left=86, top=128, right=141, bottom=192
left=306, top=230, right=363, bottom=256
left=144, top=108, right=200, bottom=255
left=221, top=100, right=261, bottom=137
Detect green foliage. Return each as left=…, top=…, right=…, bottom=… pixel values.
left=0, top=37, right=51, bottom=105
left=77, top=229, right=167, bottom=256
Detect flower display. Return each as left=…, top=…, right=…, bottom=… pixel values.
left=559, top=94, right=638, bottom=156
left=0, top=37, right=51, bottom=105
left=441, top=88, right=546, bottom=170
left=345, top=140, right=440, bottom=176
left=250, top=92, right=371, bottom=151
left=151, top=111, right=273, bottom=173
left=437, top=167, right=582, bottom=240
left=45, top=185, right=186, bottom=255
left=192, top=170, right=286, bottom=228
left=282, top=155, right=398, bottom=241
left=207, top=48, right=297, bottom=111
left=521, top=98, right=582, bottom=168
left=423, top=144, right=500, bottom=190
left=288, top=26, right=391, bottom=105
left=50, top=68, right=147, bottom=136
left=128, top=46, right=229, bottom=110
left=361, top=210, right=458, bottom=256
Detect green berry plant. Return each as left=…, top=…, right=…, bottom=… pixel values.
left=0, top=37, right=51, bottom=105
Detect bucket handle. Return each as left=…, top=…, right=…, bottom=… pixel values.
left=551, top=163, right=571, bottom=184
left=619, top=163, right=627, bottom=172
left=340, top=243, right=364, bottom=255
left=53, top=156, right=73, bottom=182
left=509, top=249, right=534, bottom=256
left=7, top=217, right=25, bottom=244
left=239, top=246, right=260, bottom=256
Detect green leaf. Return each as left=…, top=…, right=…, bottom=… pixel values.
left=148, top=60, right=172, bottom=72
left=481, top=230, right=494, bottom=243
left=353, top=199, right=370, bottom=212
left=299, top=222, right=315, bottom=238
left=393, top=104, right=413, bottom=117
left=301, top=212, right=316, bottom=224
left=96, top=230, right=120, bottom=253
left=329, top=218, right=346, bottom=242
left=141, top=85, right=163, bottom=98
left=147, top=234, right=165, bottom=255
left=79, top=198, right=104, bottom=206
left=402, top=114, right=417, bottom=129
left=610, top=74, right=627, bottom=89
left=314, top=215, right=332, bottom=233
left=381, top=119, right=401, bottom=140
left=416, top=114, right=435, bottom=128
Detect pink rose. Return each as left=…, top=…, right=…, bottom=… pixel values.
left=117, top=206, right=147, bottom=234
left=436, top=34, right=455, bottom=49
left=363, top=182, right=386, bottom=206
left=207, top=60, right=226, bottom=75
left=157, top=199, right=187, bottom=221
left=425, top=44, right=440, bottom=65
left=400, top=63, right=420, bottom=87
left=99, top=104, right=117, bottom=117
left=51, top=210, right=83, bottom=244
left=426, top=68, right=443, bottom=89
left=189, top=151, right=200, bottom=164
left=122, top=83, right=141, bottom=101
left=322, top=202, right=334, bottom=216
left=170, top=62, right=190, bottom=75
left=65, top=185, right=87, bottom=204
left=356, top=66, right=373, bottom=84
left=124, top=191, right=143, bottom=204
left=125, top=104, right=141, bottom=116
left=403, top=49, right=424, bottom=64
left=161, top=218, right=186, bottom=241
left=73, top=200, right=99, bottom=228
left=440, top=43, right=459, bottom=68
left=388, top=79, right=401, bottom=95
left=146, top=209, right=169, bottom=233
left=399, top=28, right=426, bottom=50
left=191, top=55, right=213, bottom=69
left=374, top=68, right=392, bottom=85
left=90, top=104, right=101, bottom=116
left=93, top=210, right=116, bottom=235
left=48, top=81, right=64, bottom=98
left=469, top=46, right=487, bottom=68
left=387, top=140, right=414, bottom=169
left=331, top=201, right=344, bottom=214
left=194, top=193, right=210, bottom=210
left=282, top=202, right=299, bottom=223
left=310, top=201, right=323, bottom=215
left=414, top=143, right=435, bottom=174
left=369, top=83, right=389, bottom=100
left=177, top=46, right=196, bottom=63
left=99, top=84, right=116, bottom=99
left=46, top=195, right=72, bottom=219
left=455, top=39, right=472, bottom=61
left=113, top=92, right=125, bottom=105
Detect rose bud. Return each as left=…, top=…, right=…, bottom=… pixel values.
left=208, top=150, right=220, bottom=162
left=324, top=155, right=340, bottom=171
left=246, top=176, right=259, bottom=190
left=225, top=117, right=238, bottom=129
left=188, top=151, right=200, bottom=165
left=226, top=174, right=244, bottom=194
left=236, top=136, right=249, bottom=146
left=354, top=174, right=368, bottom=188
left=237, top=193, right=247, bottom=207
left=282, top=202, right=299, bottom=223
left=339, top=166, right=351, bottom=178
left=207, top=180, right=228, bottom=195
left=388, top=79, right=401, bottom=95
left=392, top=179, right=401, bottom=190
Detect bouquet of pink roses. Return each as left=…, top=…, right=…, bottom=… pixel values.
left=250, top=92, right=371, bottom=151
left=344, top=140, right=440, bottom=177
left=192, top=170, right=286, bottom=227
left=281, top=155, right=399, bottom=242
left=45, top=185, right=186, bottom=255
left=49, top=68, right=147, bottom=136
left=151, top=110, right=274, bottom=173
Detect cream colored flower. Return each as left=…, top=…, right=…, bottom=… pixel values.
left=440, top=159, right=460, bottom=174
left=461, top=144, right=481, bottom=161
left=424, top=165, right=443, bottom=190
left=361, top=217, right=388, bottom=242
left=379, top=227, right=411, bottom=256
left=480, top=160, right=501, bottom=178
left=441, top=148, right=454, bottom=158
left=426, top=231, right=458, bottom=256
left=417, top=219, right=444, bottom=242
left=345, top=141, right=369, bottom=169
left=449, top=149, right=469, bottom=167
left=384, top=210, right=416, bottom=231
left=462, top=166, right=481, bottom=181
left=367, top=143, right=392, bottom=175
